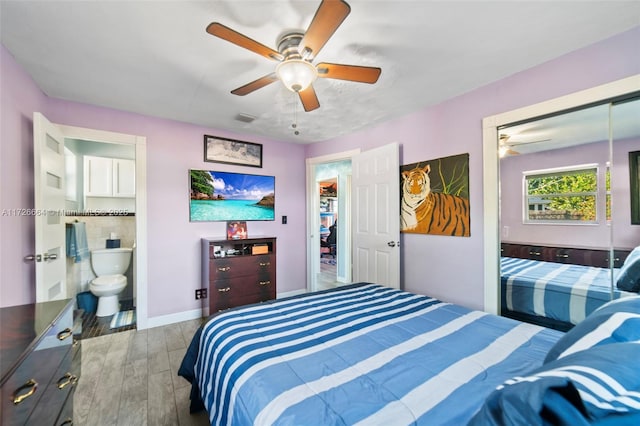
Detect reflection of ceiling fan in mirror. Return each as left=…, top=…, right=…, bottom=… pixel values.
left=206, top=0, right=382, bottom=112
left=499, top=134, right=552, bottom=157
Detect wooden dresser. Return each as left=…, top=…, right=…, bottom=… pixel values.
left=201, top=236, right=276, bottom=315
left=501, top=242, right=631, bottom=268
left=0, top=299, right=80, bottom=425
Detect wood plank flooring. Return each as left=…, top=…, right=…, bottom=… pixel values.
left=74, top=318, right=210, bottom=426
left=318, top=260, right=340, bottom=291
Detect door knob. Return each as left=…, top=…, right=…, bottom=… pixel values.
left=387, top=241, right=396, bottom=247
left=24, top=254, right=37, bottom=262
left=43, top=253, right=58, bottom=261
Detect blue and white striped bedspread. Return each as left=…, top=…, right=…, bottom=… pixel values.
left=194, top=283, right=561, bottom=425
left=501, top=256, right=632, bottom=325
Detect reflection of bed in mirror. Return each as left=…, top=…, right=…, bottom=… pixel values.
left=500, top=242, right=635, bottom=330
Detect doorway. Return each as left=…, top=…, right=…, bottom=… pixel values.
left=306, top=150, right=359, bottom=292
left=65, top=138, right=138, bottom=337
left=306, top=143, right=402, bottom=292
left=34, top=114, right=148, bottom=331
left=319, top=178, right=338, bottom=290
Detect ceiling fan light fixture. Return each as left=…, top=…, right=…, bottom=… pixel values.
left=276, top=59, right=317, bottom=92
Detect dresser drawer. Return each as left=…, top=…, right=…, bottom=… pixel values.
left=25, top=340, right=79, bottom=425
left=54, top=388, right=75, bottom=426
left=210, top=255, right=274, bottom=280
left=0, top=302, right=74, bottom=426
left=210, top=276, right=275, bottom=312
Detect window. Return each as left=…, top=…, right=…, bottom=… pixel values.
left=524, top=164, right=599, bottom=224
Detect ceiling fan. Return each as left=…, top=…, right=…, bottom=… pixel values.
left=499, top=133, right=552, bottom=157
left=206, top=0, right=381, bottom=112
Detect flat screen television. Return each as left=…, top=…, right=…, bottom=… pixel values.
left=189, top=170, right=275, bottom=222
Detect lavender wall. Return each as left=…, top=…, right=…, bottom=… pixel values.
left=612, top=138, right=640, bottom=249
left=0, top=45, right=307, bottom=317
left=0, top=46, right=47, bottom=306
left=305, top=27, right=640, bottom=310
left=500, top=138, right=640, bottom=250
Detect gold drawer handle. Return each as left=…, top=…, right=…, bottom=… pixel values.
left=59, top=419, right=73, bottom=426
left=218, top=287, right=231, bottom=293
left=57, top=328, right=72, bottom=341
left=259, top=262, right=271, bottom=267
left=12, top=379, right=38, bottom=404
left=57, top=373, right=78, bottom=389
left=259, top=281, right=271, bottom=286
left=217, top=266, right=231, bottom=272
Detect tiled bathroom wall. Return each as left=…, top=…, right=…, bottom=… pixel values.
left=66, top=215, right=136, bottom=299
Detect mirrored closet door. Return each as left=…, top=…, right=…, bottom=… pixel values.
left=498, top=96, right=640, bottom=331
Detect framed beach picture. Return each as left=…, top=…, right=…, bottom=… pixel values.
left=189, top=170, right=275, bottom=222
left=204, top=135, right=262, bottom=168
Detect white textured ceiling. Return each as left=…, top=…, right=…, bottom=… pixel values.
left=1, top=1, right=639, bottom=144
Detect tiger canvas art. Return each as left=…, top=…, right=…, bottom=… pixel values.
left=400, top=154, right=470, bottom=237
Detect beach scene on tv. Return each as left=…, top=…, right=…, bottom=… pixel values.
left=190, top=170, right=275, bottom=221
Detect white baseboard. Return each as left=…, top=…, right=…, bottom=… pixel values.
left=277, top=289, right=307, bottom=298
left=144, top=308, right=202, bottom=330
left=142, top=290, right=308, bottom=329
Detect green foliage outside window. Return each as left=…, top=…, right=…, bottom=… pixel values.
left=526, top=168, right=598, bottom=222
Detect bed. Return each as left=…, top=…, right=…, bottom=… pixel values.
left=501, top=256, right=635, bottom=330
left=180, top=283, right=640, bottom=425
left=179, top=283, right=564, bottom=425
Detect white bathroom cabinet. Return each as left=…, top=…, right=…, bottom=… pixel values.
left=84, top=156, right=135, bottom=198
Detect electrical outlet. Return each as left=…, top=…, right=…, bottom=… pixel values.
left=195, top=288, right=207, bottom=299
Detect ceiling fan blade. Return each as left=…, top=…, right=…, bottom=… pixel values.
left=206, top=23, right=283, bottom=62
left=299, top=0, right=351, bottom=60
left=316, top=62, right=381, bottom=83
left=298, top=85, right=320, bottom=112
left=499, top=146, right=520, bottom=157
left=231, top=73, right=279, bottom=96
left=499, top=133, right=552, bottom=146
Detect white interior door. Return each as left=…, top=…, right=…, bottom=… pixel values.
left=352, top=143, right=400, bottom=289
left=33, top=112, right=67, bottom=302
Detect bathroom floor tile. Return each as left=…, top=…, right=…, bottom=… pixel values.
left=79, top=299, right=136, bottom=340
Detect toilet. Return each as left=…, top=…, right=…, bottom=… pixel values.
left=89, top=247, right=133, bottom=317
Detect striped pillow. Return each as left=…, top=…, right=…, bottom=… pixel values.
left=617, top=246, right=640, bottom=292
left=470, top=343, right=640, bottom=425
left=544, top=296, right=640, bottom=363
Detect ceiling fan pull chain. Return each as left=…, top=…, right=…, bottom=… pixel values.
left=293, top=94, right=300, bottom=135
